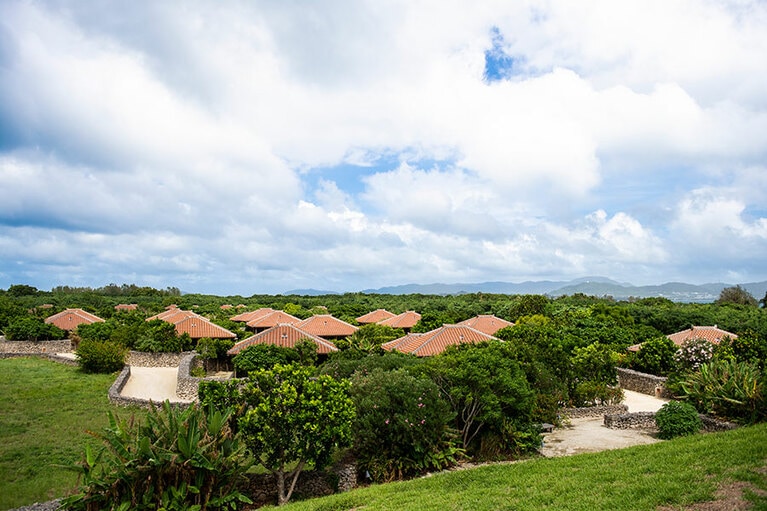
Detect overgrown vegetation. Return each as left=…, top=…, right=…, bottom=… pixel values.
left=654, top=401, right=702, bottom=439
left=75, top=339, right=128, bottom=374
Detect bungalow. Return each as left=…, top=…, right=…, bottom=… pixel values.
left=296, top=314, right=358, bottom=340
left=148, top=309, right=236, bottom=340
left=457, top=315, right=514, bottom=335
left=230, top=308, right=276, bottom=323
left=246, top=310, right=301, bottom=332
left=378, top=310, right=422, bottom=331
left=382, top=324, right=497, bottom=357
left=356, top=309, right=396, bottom=325
left=45, top=308, right=104, bottom=331
left=627, top=325, right=738, bottom=352
left=114, top=303, right=138, bottom=311
left=227, top=323, right=338, bottom=356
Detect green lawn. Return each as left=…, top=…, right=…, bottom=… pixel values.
left=275, top=423, right=767, bottom=511
left=0, top=357, right=143, bottom=510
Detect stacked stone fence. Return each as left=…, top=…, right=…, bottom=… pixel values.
left=176, top=353, right=232, bottom=401
left=560, top=404, right=628, bottom=419
left=616, top=367, right=671, bottom=398
left=0, top=339, right=73, bottom=354
left=127, top=351, right=193, bottom=367
left=241, top=458, right=357, bottom=508
left=604, top=410, right=739, bottom=432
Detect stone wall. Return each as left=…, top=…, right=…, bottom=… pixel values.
left=0, top=339, right=73, bottom=354
left=560, top=404, right=628, bottom=419
left=616, top=367, right=670, bottom=397
left=241, top=459, right=357, bottom=508
left=604, top=410, right=739, bottom=432
left=126, top=351, right=193, bottom=367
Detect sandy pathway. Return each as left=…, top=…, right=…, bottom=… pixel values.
left=120, top=366, right=192, bottom=403
left=539, top=390, right=669, bottom=457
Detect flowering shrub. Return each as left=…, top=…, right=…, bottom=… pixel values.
left=674, top=338, right=713, bottom=373
left=351, top=368, right=459, bottom=482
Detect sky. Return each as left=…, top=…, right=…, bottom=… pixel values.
left=1, top=1, right=766, bottom=295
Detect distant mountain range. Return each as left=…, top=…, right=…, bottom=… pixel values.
left=284, top=277, right=767, bottom=303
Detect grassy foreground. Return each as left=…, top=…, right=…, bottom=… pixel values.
left=0, top=357, right=140, bottom=510
left=276, top=423, right=767, bottom=511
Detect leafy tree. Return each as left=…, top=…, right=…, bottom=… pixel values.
left=569, top=343, right=623, bottom=406
left=655, top=401, right=702, bottom=439
left=508, top=295, right=550, bottom=321
left=336, top=323, right=404, bottom=352
left=238, top=364, right=354, bottom=505
left=61, top=403, right=252, bottom=510
left=76, top=339, right=128, bottom=373
left=351, top=368, right=458, bottom=482
left=7, top=284, right=38, bottom=297
left=293, top=338, right=318, bottom=367
left=716, top=285, right=758, bottom=307
left=320, top=350, right=422, bottom=380
left=196, top=337, right=235, bottom=372
left=134, top=319, right=192, bottom=353
left=4, top=317, right=65, bottom=341
left=423, top=343, right=535, bottom=454
left=232, top=344, right=299, bottom=376
left=76, top=321, right=117, bottom=343
left=634, top=336, right=678, bottom=376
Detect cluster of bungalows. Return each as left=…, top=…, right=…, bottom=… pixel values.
left=43, top=305, right=739, bottom=362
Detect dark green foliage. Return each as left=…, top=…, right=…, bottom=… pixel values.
left=717, top=331, right=767, bottom=370
left=634, top=336, right=678, bottom=376
left=61, top=402, right=252, bottom=510
left=320, top=350, right=422, bottom=380
left=196, top=337, right=236, bottom=371
left=654, top=401, right=702, bottom=439
left=4, top=316, right=65, bottom=341
left=716, top=285, right=758, bottom=307
left=134, top=319, right=193, bottom=353
left=232, top=344, right=299, bottom=375
left=508, top=294, right=550, bottom=321
left=76, top=321, right=117, bottom=343
left=238, top=364, right=355, bottom=505
left=677, top=359, right=766, bottom=424
left=335, top=323, right=404, bottom=352
left=6, top=284, right=39, bottom=297
left=75, top=339, right=128, bottom=374
left=423, top=343, right=537, bottom=456
left=351, top=368, right=459, bottom=482
left=294, top=338, right=319, bottom=367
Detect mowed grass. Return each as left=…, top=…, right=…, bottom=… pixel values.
left=277, top=423, right=767, bottom=511
left=0, top=357, right=143, bottom=510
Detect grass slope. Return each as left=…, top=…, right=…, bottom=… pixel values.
left=0, top=357, right=132, bottom=510
left=277, top=424, right=767, bottom=511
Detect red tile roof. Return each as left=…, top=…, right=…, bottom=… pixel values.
left=297, top=314, right=358, bottom=338
left=382, top=324, right=497, bottom=357
left=227, top=324, right=338, bottom=355
left=147, top=309, right=236, bottom=339
left=628, top=325, right=739, bottom=352
left=246, top=310, right=301, bottom=329
left=356, top=309, right=396, bottom=324
left=115, top=304, right=138, bottom=311
left=230, top=308, right=276, bottom=322
left=45, top=309, right=105, bottom=331
left=378, top=311, right=421, bottom=329
left=458, top=315, right=514, bottom=335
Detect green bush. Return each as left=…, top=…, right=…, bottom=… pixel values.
left=61, top=402, right=252, bottom=510
left=232, top=344, right=299, bottom=375
left=5, top=316, right=65, bottom=341
left=634, top=336, right=678, bottom=376
left=351, top=368, right=459, bottom=482
left=655, top=401, right=702, bottom=439
left=134, top=319, right=193, bottom=353
left=75, top=339, right=127, bottom=373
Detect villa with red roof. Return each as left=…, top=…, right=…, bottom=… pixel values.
left=148, top=309, right=236, bottom=340
left=297, top=314, right=358, bottom=340
left=356, top=309, right=396, bottom=325
left=628, top=325, right=738, bottom=352
left=382, top=324, right=497, bottom=357
left=114, top=303, right=138, bottom=311
left=45, top=309, right=104, bottom=331
left=227, top=324, right=338, bottom=356
left=458, top=315, right=514, bottom=335
left=230, top=308, right=276, bottom=323
left=246, top=310, right=301, bottom=332
left=378, top=311, right=421, bottom=331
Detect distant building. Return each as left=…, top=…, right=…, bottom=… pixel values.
left=382, top=324, right=497, bottom=357
left=45, top=309, right=104, bottom=331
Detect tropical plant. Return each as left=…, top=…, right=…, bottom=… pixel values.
left=231, top=344, right=299, bottom=376
left=677, top=359, right=765, bottom=424
left=654, top=401, right=702, bottom=439
left=674, top=338, right=713, bottom=373
left=134, top=319, right=193, bottom=353
left=238, top=364, right=355, bottom=506
left=61, top=402, right=252, bottom=510
left=634, top=336, right=678, bottom=376
left=75, top=339, right=128, bottom=374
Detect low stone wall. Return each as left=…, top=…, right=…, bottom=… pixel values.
left=604, top=410, right=740, bottom=432
left=242, top=460, right=357, bottom=508
left=616, top=367, right=670, bottom=397
left=177, top=353, right=233, bottom=401
left=127, top=351, right=193, bottom=367
left=560, top=404, right=628, bottom=419
left=0, top=339, right=73, bottom=354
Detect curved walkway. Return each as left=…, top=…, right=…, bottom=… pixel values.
left=540, top=390, right=669, bottom=457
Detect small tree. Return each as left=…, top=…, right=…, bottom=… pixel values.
left=76, top=339, right=128, bottom=374
left=5, top=316, right=64, bottom=341
left=655, top=401, right=702, bottom=439
left=635, top=336, right=678, bottom=376
left=232, top=344, right=299, bottom=376
left=238, top=364, right=355, bottom=506
left=716, top=285, right=757, bottom=306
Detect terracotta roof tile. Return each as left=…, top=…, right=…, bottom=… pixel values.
left=378, top=311, right=421, bottom=329
left=458, top=315, right=514, bottom=335
left=297, top=314, right=358, bottom=338
left=147, top=309, right=236, bottom=339
left=230, top=308, right=276, bottom=322
left=246, top=310, right=301, bottom=329
left=227, top=324, right=338, bottom=355
left=628, top=325, right=739, bottom=352
left=356, top=309, right=396, bottom=324
left=382, top=324, right=497, bottom=357
left=115, top=304, right=138, bottom=311
left=45, top=308, right=105, bottom=331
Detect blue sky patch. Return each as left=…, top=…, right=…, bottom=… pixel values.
left=484, top=27, right=515, bottom=82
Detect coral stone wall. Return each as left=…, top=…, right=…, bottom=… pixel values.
left=126, top=351, right=193, bottom=367
left=560, top=404, right=628, bottom=419
left=0, top=339, right=73, bottom=354
left=616, top=367, right=670, bottom=397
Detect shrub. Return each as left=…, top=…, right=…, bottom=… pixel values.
left=655, top=401, right=702, bottom=439
left=320, top=350, right=422, bottom=380
left=674, top=338, right=713, bottom=373
left=351, top=368, right=459, bottom=482
left=634, top=336, right=678, bottom=376
left=75, top=339, right=127, bottom=374
left=678, top=359, right=765, bottom=424
left=61, top=402, right=252, bottom=510
left=5, top=316, right=65, bottom=341
left=232, top=344, right=299, bottom=375
left=134, top=319, right=193, bottom=353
